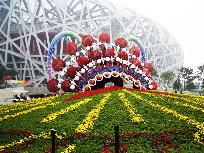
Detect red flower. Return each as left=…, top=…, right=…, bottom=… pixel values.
left=161, top=147, right=169, bottom=151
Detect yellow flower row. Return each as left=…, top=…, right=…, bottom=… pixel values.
left=141, top=92, right=204, bottom=113
left=0, top=131, right=68, bottom=151
left=162, top=92, right=204, bottom=106
left=118, top=93, right=144, bottom=122
left=0, top=132, right=49, bottom=151
left=124, top=90, right=204, bottom=145
left=0, top=97, right=60, bottom=121
left=124, top=90, right=201, bottom=126
left=0, top=97, right=56, bottom=114
left=41, top=98, right=92, bottom=122
left=61, top=145, right=76, bottom=153
left=0, top=96, right=57, bottom=111
left=75, top=93, right=111, bottom=133
left=194, top=123, right=204, bottom=145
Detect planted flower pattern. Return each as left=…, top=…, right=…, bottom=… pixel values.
left=0, top=86, right=203, bottom=152
left=118, top=92, right=144, bottom=122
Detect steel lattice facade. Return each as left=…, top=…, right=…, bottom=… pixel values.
left=0, top=0, right=184, bottom=87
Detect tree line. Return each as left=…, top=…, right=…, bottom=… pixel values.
left=160, top=65, right=204, bottom=91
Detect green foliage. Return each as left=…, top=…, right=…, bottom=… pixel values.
left=186, top=82, right=196, bottom=91
left=197, top=65, right=204, bottom=74
left=160, top=71, right=174, bottom=84
left=179, top=66, right=198, bottom=91
left=173, top=76, right=182, bottom=91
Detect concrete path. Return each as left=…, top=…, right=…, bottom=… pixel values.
left=0, top=101, right=13, bottom=105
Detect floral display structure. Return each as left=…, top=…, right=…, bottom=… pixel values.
left=46, top=32, right=158, bottom=93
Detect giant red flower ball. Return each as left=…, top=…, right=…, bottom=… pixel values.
left=99, top=33, right=110, bottom=43
left=103, top=48, right=115, bottom=57
left=118, top=51, right=128, bottom=60
left=65, top=42, right=78, bottom=55
left=65, top=66, right=78, bottom=79
left=77, top=56, right=90, bottom=67
left=151, top=81, right=158, bottom=90
left=143, top=70, right=151, bottom=77
left=52, top=59, right=66, bottom=71
left=144, top=63, right=153, bottom=72
left=115, top=38, right=127, bottom=48
left=131, top=59, right=141, bottom=68
left=89, top=50, right=102, bottom=61
left=47, top=79, right=59, bottom=92
left=61, top=80, right=71, bottom=92
left=82, top=35, right=94, bottom=47
left=129, top=46, right=140, bottom=57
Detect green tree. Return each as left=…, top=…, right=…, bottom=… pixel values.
left=0, top=65, right=18, bottom=88
left=160, top=71, right=174, bottom=91
left=179, top=66, right=197, bottom=91
left=197, top=64, right=204, bottom=75
left=197, top=64, right=204, bottom=89
left=173, top=75, right=182, bottom=91
left=185, top=82, right=195, bottom=91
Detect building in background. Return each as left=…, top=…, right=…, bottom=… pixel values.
left=0, top=0, right=184, bottom=87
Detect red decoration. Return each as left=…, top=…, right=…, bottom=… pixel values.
left=141, top=87, right=146, bottom=90
left=144, top=63, right=153, bottom=72
left=82, top=35, right=94, bottom=47
left=47, top=79, right=59, bottom=92
left=104, top=73, right=110, bottom=77
left=77, top=56, right=90, bottom=67
left=115, top=38, right=127, bottom=48
left=89, top=50, right=102, bottom=61
left=96, top=75, right=103, bottom=80
left=113, top=72, right=118, bottom=76
left=131, top=59, right=141, bottom=68
left=118, top=51, right=128, bottom=60
left=65, top=42, right=78, bottom=55
left=129, top=76, right=133, bottom=81
left=151, top=81, right=158, bottom=90
left=103, top=48, right=115, bottom=57
left=61, top=80, right=71, bottom=92
left=73, top=87, right=79, bottom=92
left=84, top=86, right=90, bottom=91
left=134, top=81, right=140, bottom=86
left=5, top=75, right=11, bottom=80
left=65, top=66, right=78, bottom=79
left=52, top=59, right=66, bottom=71
left=89, top=80, right=96, bottom=85
left=129, top=46, right=140, bottom=57
left=121, top=73, right=126, bottom=78
left=99, top=33, right=110, bottom=43
left=143, top=70, right=151, bottom=77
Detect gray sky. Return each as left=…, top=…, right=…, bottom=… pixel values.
left=110, top=0, right=204, bottom=70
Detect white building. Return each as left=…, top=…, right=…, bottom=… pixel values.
left=0, top=0, right=184, bottom=87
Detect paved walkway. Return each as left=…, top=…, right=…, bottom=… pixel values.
left=0, top=101, right=13, bottom=105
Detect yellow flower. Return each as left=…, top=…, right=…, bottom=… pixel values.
left=75, top=93, right=111, bottom=133
left=61, top=145, right=76, bottom=153
left=118, top=92, right=144, bottom=122
left=41, top=98, right=92, bottom=122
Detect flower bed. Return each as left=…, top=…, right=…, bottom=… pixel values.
left=0, top=87, right=203, bottom=152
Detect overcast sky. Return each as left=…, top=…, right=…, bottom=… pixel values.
left=110, top=0, right=204, bottom=70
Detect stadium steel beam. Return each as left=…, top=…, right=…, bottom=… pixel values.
left=0, top=0, right=183, bottom=88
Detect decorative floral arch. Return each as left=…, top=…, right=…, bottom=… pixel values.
left=47, top=31, right=158, bottom=92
